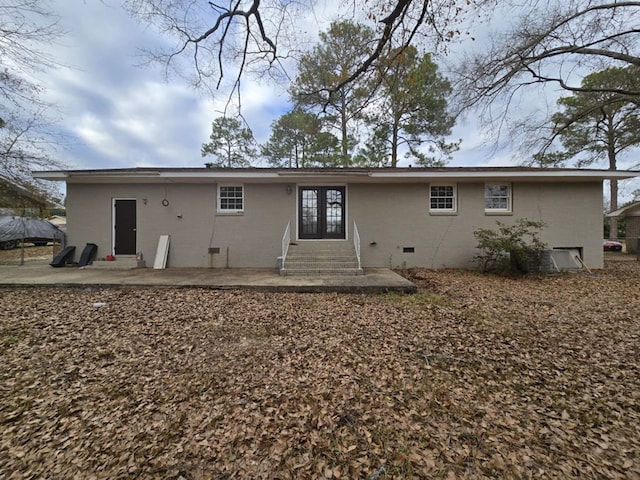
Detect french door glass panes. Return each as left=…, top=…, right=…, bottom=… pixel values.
left=299, top=187, right=345, bottom=239
left=301, top=188, right=319, bottom=237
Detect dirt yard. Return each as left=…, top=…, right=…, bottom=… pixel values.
left=1, top=257, right=639, bottom=479
left=0, top=244, right=58, bottom=264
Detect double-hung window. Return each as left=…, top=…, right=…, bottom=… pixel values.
left=218, top=185, right=244, bottom=213
left=484, top=183, right=511, bottom=213
left=429, top=184, right=457, bottom=213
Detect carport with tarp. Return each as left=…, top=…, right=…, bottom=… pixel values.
left=0, top=216, right=65, bottom=264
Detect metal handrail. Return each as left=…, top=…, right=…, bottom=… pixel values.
left=281, top=220, right=291, bottom=265
left=353, top=221, right=361, bottom=270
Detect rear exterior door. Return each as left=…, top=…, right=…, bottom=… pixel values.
left=114, top=199, right=136, bottom=254
left=299, top=187, right=345, bottom=239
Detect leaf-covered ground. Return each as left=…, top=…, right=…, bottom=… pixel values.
left=1, top=257, right=639, bottom=479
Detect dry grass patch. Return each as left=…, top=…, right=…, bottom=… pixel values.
left=0, top=245, right=57, bottom=265
left=1, top=259, right=639, bottom=479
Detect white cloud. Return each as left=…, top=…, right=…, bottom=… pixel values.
left=36, top=0, right=308, bottom=170
left=30, top=0, right=640, bottom=186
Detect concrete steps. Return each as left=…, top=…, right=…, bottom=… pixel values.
left=281, top=242, right=363, bottom=276
left=88, top=256, right=143, bottom=270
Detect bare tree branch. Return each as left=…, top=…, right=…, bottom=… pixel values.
left=126, top=0, right=481, bottom=99
left=0, top=0, right=66, bottom=200
left=454, top=1, right=640, bottom=114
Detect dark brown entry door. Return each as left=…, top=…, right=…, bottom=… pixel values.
left=299, top=187, right=345, bottom=239
left=114, top=199, right=136, bottom=254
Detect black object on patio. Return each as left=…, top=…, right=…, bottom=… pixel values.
left=78, top=243, right=98, bottom=267
left=50, top=246, right=76, bottom=268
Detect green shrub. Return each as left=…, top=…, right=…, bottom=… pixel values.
left=473, top=219, right=547, bottom=274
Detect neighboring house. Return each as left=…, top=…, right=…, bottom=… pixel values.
left=47, top=215, right=67, bottom=229
left=33, top=167, right=639, bottom=270
left=606, top=202, right=640, bottom=254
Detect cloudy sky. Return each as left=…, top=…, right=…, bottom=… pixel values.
left=37, top=0, right=504, bottom=171
left=43, top=0, right=225, bottom=170
left=31, top=0, right=639, bottom=199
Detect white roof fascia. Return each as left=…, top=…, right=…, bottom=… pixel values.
left=168, top=171, right=280, bottom=180
left=33, top=168, right=640, bottom=183
left=32, top=170, right=162, bottom=181
left=277, top=171, right=371, bottom=176
left=369, top=170, right=640, bottom=180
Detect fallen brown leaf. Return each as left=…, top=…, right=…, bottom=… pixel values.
left=1, top=258, right=639, bottom=478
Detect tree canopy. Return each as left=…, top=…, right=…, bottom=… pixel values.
left=291, top=21, right=377, bottom=166
left=535, top=66, right=640, bottom=237
left=261, top=109, right=340, bottom=168
left=263, top=23, right=457, bottom=168
left=201, top=117, right=257, bottom=168
left=367, top=46, right=458, bottom=167
left=547, top=68, right=640, bottom=168
left=127, top=0, right=640, bottom=172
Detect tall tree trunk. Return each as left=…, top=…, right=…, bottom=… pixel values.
left=340, top=102, right=349, bottom=167
left=391, top=116, right=399, bottom=168
left=607, top=119, right=618, bottom=240
left=609, top=179, right=619, bottom=240
left=293, top=143, right=298, bottom=168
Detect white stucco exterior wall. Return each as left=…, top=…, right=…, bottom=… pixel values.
left=64, top=178, right=604, bottom=269
left=348, top=181, right=603, bottom=269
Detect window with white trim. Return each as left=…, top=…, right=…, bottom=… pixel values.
left=218, top=185, right=244, bottom=213
left=484, top=183, right=511, bottom=212
left=429, top=184, right=457, bottom=212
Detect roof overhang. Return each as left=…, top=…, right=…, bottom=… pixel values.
left=606, top=201, right=640, bottom=217
left=32, top=167, right=640, bottom=185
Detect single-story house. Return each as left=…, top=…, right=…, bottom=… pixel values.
left=606, top=201, right=640, bottom=254
left=33, top=167, right=639, bottom=271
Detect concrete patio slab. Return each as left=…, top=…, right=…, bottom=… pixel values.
left=0, top=261, right=417, bottom=293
